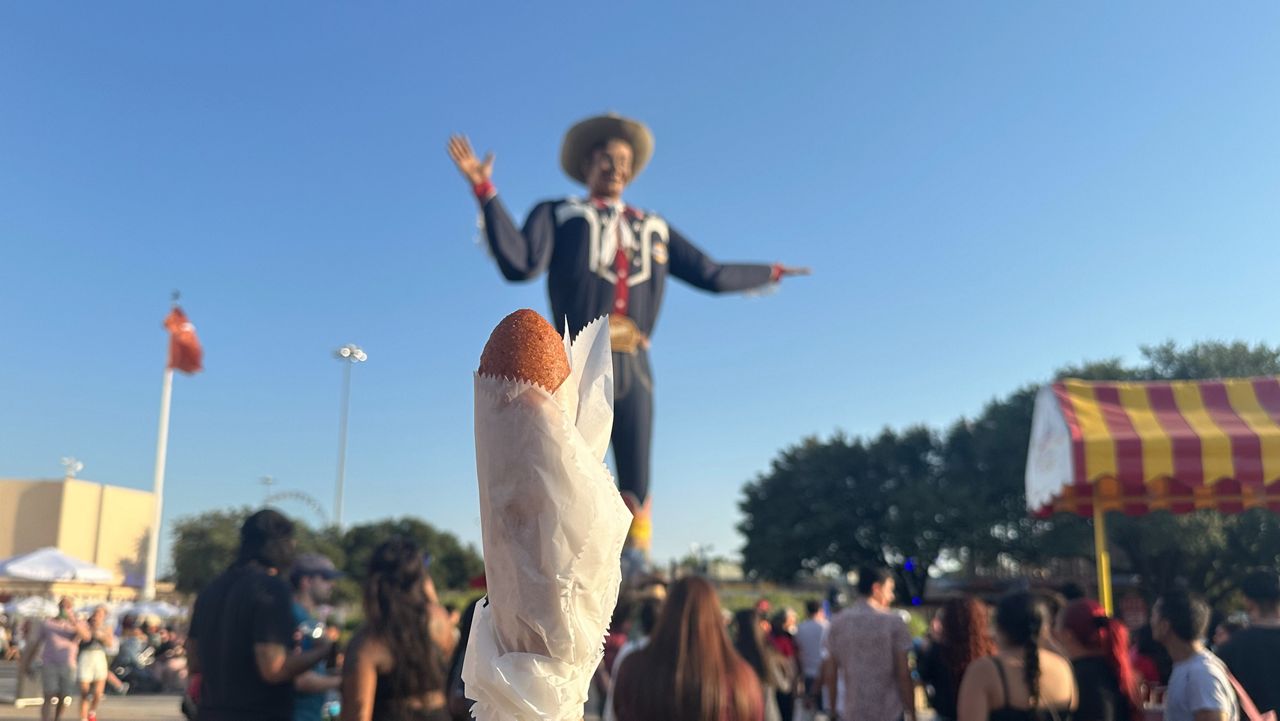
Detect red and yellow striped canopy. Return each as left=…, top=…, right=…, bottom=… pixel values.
left=1026, top=377, right=1280, bottom=517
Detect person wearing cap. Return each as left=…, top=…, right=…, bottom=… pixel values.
left=188, top=509, right=333, bottom=721
left=448, top=114, right=809, bottom=571
left=291, top=554, right=343, bottom=721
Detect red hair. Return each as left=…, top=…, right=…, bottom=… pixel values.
left=939, top=597, right=996, bottom=684
left=1061, top=599, right=1142, bottom=721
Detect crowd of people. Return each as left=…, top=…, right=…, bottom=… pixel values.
left=185, top=509, right=461, bottom=721
left=11, top=596, right=189, bottom=721
left=912, top=576, right=1280, bottom=721
left=19, top=506, right=1276, bottom=721
left=569, top=566, right=1278, bottom=721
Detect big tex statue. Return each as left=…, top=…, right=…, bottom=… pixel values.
left=449, top=114, right=808, bottom=573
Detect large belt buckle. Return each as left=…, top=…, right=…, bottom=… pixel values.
left=608, top=315, right=646, bottom=354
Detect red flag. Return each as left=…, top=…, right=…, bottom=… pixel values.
left=164, top=307, right=203, bottom=374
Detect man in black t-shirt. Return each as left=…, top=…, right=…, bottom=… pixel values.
left=188, top=509, right=332, bottom=721
left=1219, top=570, right=1280, bottom=715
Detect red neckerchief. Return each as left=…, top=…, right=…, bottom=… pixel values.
left=591, top=197, right=641, bottom=316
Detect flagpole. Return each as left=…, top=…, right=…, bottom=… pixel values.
left=143, top=367, right=175, bottom=601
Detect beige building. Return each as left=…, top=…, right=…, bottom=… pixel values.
left=0, top=477, right=156, bottom=598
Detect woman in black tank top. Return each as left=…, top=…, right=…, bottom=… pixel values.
left=957, top=592, right=1077, bottom=721
left=341, top=537, right=456, bottom=721
left=1055, top=599, right=1143, bottom=721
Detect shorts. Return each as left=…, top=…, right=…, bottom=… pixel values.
left=41, top=663, right=77, bottom=698
left=78, top=649, right=109, bottom=684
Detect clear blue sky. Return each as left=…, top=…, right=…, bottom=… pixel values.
left=3, top=3, right=1278, bottom=569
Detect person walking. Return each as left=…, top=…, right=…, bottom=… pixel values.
left=794, top=600, right=828, bottom=718
left=823, top=567, right=916, bottom=721
left=20, top=596, right=89, bottom=721
left=77, top=606, right=115, bottom=721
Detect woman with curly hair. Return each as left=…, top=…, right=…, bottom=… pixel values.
left=957, top=592, right=1077, bottom=721
left=612, top=576, right=764, bottom=721
left=919, top=597, right=997, bottom=721
left=1054, top=599, right=1142, bottom=721
left=342, top=537, right=457, bottom=721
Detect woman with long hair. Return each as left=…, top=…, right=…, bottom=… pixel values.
left=919, top=597, right=997, bottom=721
left=1055, top=599, right=1142, bottom=721
left=732, top=608, right=785, bottom=721
left=957, top=592, right=1077, bottom=721
left=613, top=576, right=764, bottom=721
left=342, top=537, right=457, bottom=721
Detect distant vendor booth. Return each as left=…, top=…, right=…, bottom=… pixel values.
left=1026, top=376, right=1280, bottom=613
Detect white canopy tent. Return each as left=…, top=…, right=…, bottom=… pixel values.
left=3, top=595, right=59, bottom=618
left=121, top=600, right=184, bottom=619
left=0, top=547, right=116, bottom=583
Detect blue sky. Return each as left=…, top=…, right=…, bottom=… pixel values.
left=3, top=3, right=1278, bottom=570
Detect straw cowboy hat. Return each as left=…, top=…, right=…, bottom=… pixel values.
left=560, top=113, right=655, bottom=185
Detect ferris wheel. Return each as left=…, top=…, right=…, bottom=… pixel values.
left=263, top=490, right=331, bottom=528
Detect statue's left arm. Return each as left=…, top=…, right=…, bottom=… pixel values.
left=667, top=226, right=807, bottom=293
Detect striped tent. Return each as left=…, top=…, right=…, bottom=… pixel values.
left=1025, top=376, right=1280, bottom=611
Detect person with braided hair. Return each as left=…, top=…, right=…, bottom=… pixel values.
left=341, top=537, right=457, bottom=721
left=957, top=591, right=1077, bottom=721
left=1055, top=599, right=1143, bottom=721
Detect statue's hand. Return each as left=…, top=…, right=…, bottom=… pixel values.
left=447, top=134, right=495, bottom=187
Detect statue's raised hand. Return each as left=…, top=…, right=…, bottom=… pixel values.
left=447, top=134, right=494, bottom=187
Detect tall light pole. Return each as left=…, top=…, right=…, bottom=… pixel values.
left=333, top=343, right=366, bottom=529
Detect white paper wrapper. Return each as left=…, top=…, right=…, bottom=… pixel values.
left=463, top=315, right=632, bottom=721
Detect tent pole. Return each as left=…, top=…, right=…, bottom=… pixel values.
left=1093, top=501, right=1113, bottom=615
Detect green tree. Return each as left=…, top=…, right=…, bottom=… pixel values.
left=739, top=426, right=958, bottom=598
left=1142, top=340, right=1280, bottom=381
left=170, top=507, right=253, bottom=593
left=739, top=340, right=1280, bottom=604
left=170, top=509, right=483, bottom=596
left=340, top=517, right=484, bottom=591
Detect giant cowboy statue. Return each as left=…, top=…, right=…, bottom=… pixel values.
left=448, top=114, right=809, bottom=574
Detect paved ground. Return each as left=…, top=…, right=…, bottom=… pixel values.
left=0, top=694, right=184, bottom=720
left=0, top=662, right=183, bottom=720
